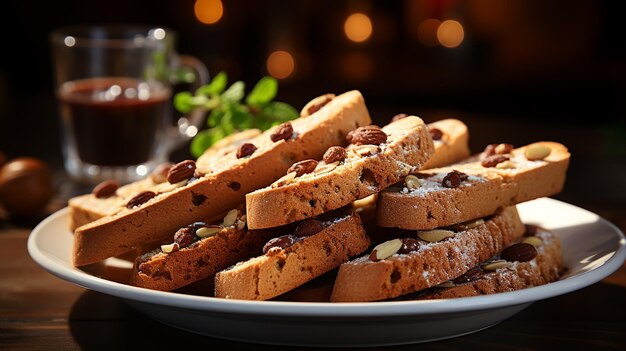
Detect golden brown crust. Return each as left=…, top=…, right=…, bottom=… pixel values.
left=416, top=229, right=562, bottom=299
left=330, top=206, right=525, bottom=302
left=214, top=213, right=370, bottom=301
left=129, top=227, right=275, bottom=291
left=72, top=90, right=372, bottom=266
left=422, top=119, right=471, bottom=169
left=245, top=116, right=435, bottom=229
left=376, top=142, right=570, bottom=230
left=68, top=130, right=262, bottom=231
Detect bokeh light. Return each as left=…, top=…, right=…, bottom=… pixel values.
left=344, top=13, right=373, bottom=43
left=194, top=0, right=224, bottom=25
left=417, top=19, right=441, bottom=47
left=267, top=50, right=295, bottom=79
left=437, top=20, right=464, bottom=48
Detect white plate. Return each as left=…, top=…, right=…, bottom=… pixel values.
left=28, top=198, right=626, bottom=347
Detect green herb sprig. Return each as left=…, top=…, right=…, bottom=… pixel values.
left=174, top=72, right=299, bottom=157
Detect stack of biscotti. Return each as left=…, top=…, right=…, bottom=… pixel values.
left=71, top=90, right=373, bottom=266
left=330, top=141, right=570, bottom=302
left=129, top=116, right=471, bottom=294
left=213, top=116, right=436, bottom=300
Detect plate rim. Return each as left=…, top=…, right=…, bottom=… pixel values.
left=27, top=198, right=626, bottom=318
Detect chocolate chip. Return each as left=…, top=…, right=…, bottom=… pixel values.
left=391, top=113, right=408, bottom=122
left=167, top=160, right=196, bottom=184
left=429, top=127, right=444, bottom=141
left=481, top=155, right=510, bottom=168
left=322, top=146, right=347, bottom=164
left=501, top=243, right=537, bottom=262
left=288, top=159, right=318, bottom=177
left=294, top=219, right=324, bottom=237
left=397, top=238, right=420, bottom=254
left=92, top=180, right=118, bottom=198
left=442, top=170, right=468, bottom=188
left=348, top=126, right=388, bottom=146
left=263, top=235, right=297, bottom=254
left=270, top=122, right=294, bottom=142
left=174, top=227, right=196, bottom=249
left=126, top=191, right=156, bottom=208
left=452, top=267, right=483, bottom=284
left=236, top=143, right=257, bottom=159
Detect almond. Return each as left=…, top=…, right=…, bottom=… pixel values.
left=525, top=144, right=551, bottom=161
left=368, top=239, right=403, bottom=261
left=482, top=260, right=512, bottom=271
left=167, top=160, right=196, bottom=184
left=160, top=243, right=179, bottom=254
left=495, top=160, right=516, bottom=169
left=92, top=180, right=119, bottom=198
left=300, top=93, right=335, bottom=117
left=501, top=243, right=537, bottom=262
left=522, top=236, right=543, bottom=247
left=196, top=226, right=221, bottom=238
left=417, top=229, right=455, bottom=242
left=404, top=175, right=421, bottom=190
left=222, top=209, right=239, bottom=227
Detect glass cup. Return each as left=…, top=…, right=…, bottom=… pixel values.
left=50, top=25, right=208, bottom=185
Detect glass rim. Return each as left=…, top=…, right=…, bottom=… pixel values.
left=49, top=24, right=176, bottom=49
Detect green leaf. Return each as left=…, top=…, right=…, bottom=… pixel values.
left=190, top=127, right=226, bottom=158
left=196, top=71, right=228, bottom=96
left=246, top=76, right=278, bottom=106
left=221, top=81, right=245, bottom=103
left=207, top=108, right=225, bottom=127
left=263, top=101, right=300, bottom=122
left=230, top=104, right=252, bottom=130
left=221, top=109, right=235, bottom=135
left=173, top=91, right=194, bottom=113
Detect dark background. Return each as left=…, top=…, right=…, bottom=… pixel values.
left=0, top=0, right=625, bottom=208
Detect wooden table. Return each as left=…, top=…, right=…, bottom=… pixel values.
left=1, top=205, right=625, bottom=350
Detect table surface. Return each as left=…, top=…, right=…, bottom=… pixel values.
left=1, top=202, right=625, bottom=350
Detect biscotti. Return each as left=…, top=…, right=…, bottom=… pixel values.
left=129, top=209, right=275, bottom=291
left=68, top=129, right=261, bottom=231
left=246, top=116, right=435, bottom=229
left=422, top=118, right=470, bottom=169
left=376, top=141, right=570, bottom=230
left=214, top=211, right=370, bottom=300
left=411, top=226, right=562, bottom=300
left=72, top=90, right=372, bottom=266
left=330, top=206, right=525, bottom=302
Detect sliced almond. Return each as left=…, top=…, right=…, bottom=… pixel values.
left=483, top=260, right=512, bottom=271
left=196, top=226, right=221, bottom=238
left=161, top=243, right=179, bottom=254
left=524, top=144, right=551, bottom=161
left=272, top=171, right=297, bottom=188
left=369, top=239, right=403, bottom=261
left=354, top=145, right=380, bottom=157
left=417, top=229, right=455, bottom=242
left=522, top=236, right=543, bottom=247
left=314, top=161, right=339, bottom=175
left=223, top=209, right=239, bottom=227
left=404, top=175, right=421, bottom=190
left=495, top=160, right=516, bottom=169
